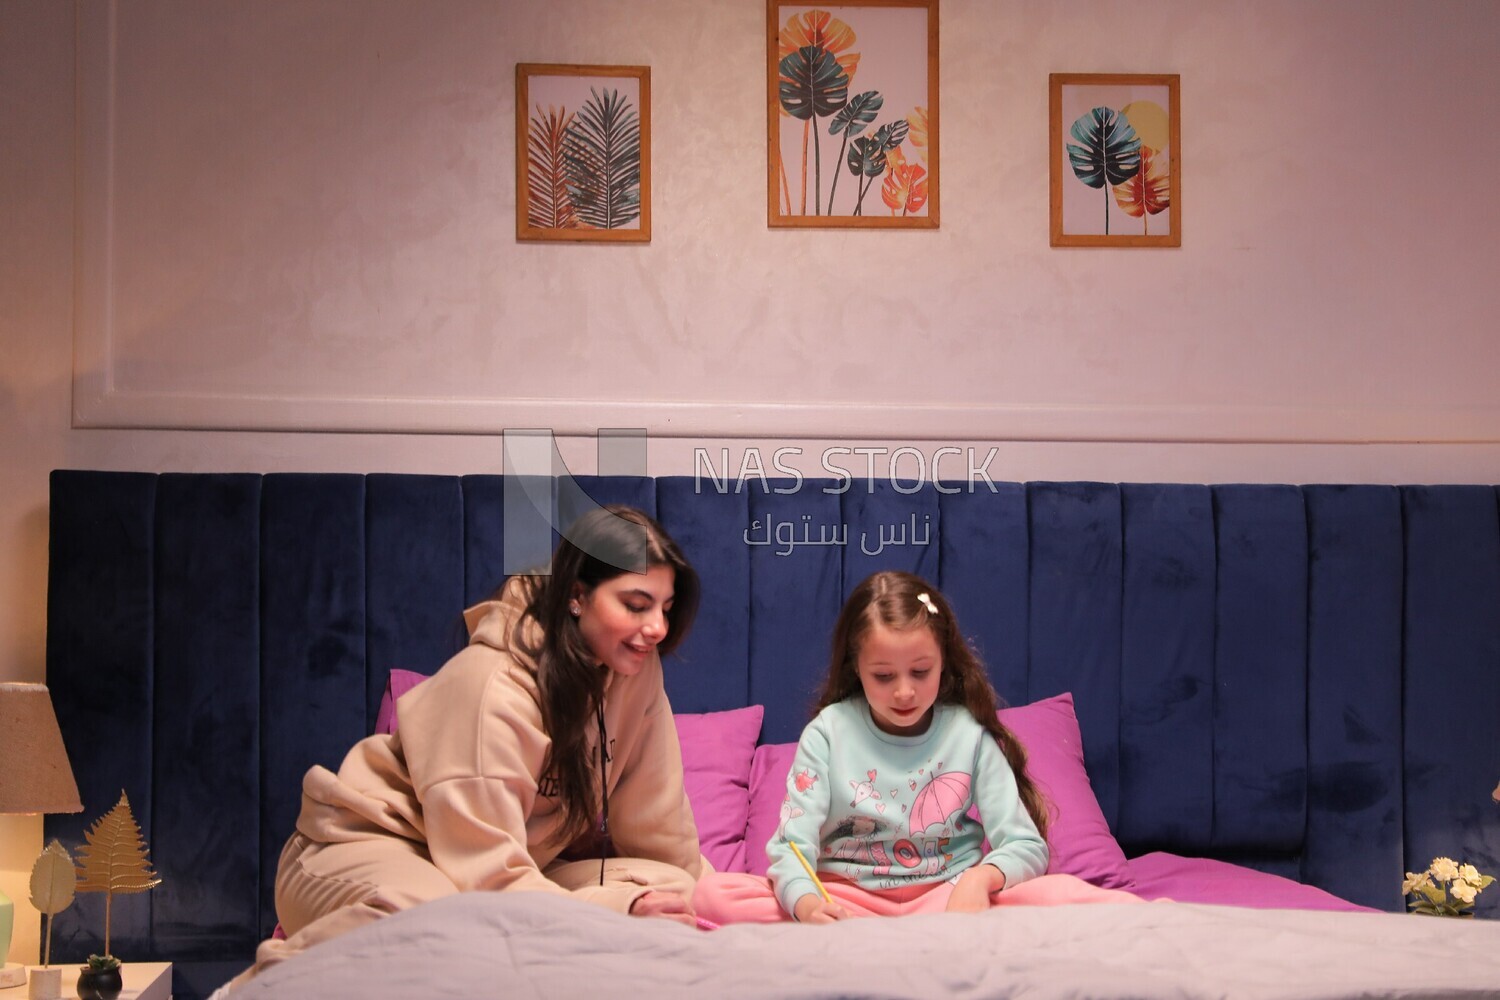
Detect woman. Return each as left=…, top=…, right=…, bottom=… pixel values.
left=237, top=504, right=705, bottom=984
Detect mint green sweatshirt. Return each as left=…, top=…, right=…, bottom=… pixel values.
left=766, top=697, right=1048, bottom=916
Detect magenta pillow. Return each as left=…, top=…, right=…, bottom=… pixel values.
left=673, top=706, right=764, bottom=874
left=378, top=672, right=762, bottom=873
left=998, top=692, right=1132, bottom=888
left=743, top=741, right=799, bottom=876
left=374, top=668, right=430, bottom=735
left=740, top=693, right=1131, bottom=888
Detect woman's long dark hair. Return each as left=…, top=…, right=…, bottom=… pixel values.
left=512, top=504, right=699, bottom=846
left=813, top=570, right=1050, bottom=839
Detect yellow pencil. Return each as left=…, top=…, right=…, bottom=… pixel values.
left=789, top=841, right=833, bottom=904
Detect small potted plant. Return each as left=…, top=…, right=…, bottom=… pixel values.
left=1403, top=856, right=1495, bottom=917
left=74, top=956, right=121, bottom=1000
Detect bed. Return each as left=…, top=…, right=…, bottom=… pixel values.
left=40, top=472, right=1500, bottom=998
left=231, top=892, right=1500, bottom=999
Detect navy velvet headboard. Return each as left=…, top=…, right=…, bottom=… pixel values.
left=44, top=471, right=1500, bottom=997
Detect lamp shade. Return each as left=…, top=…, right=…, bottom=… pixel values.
left=0, top=682, right=82, bottom=814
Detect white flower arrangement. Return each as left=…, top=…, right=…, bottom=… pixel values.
left=1404, top=857, right=1494, bottom=917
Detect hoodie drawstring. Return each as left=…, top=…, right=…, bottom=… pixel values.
left=596, top=698, right=611, bottom=886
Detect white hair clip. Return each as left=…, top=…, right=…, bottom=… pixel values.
left=916, top=592, right=939, bottom=616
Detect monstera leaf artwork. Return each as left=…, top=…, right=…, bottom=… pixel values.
left=778, top=45, right=851, bottom=215
left=1066, top=107, right=1142, bottom=235
left=1050, top=74, right=1180, bottom=246
left=775, top=8, right=862, bottom=216
left=881, top=147, right=929, bottom=216
left=826, top=90, right=883, bottom=213
left=846, top=119, right=910, bottom=216
left=516, top=65, right=650, bottom=243
left=1112, top=144, right=1171, bottom=233
left=769, top=2, right=938, bottom=227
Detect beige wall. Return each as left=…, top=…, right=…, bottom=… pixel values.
left=4, top=0, right=1500, bottom=964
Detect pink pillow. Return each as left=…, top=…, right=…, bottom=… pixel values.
left=744, top=742, right=799, bottom=876
left=374, top=668, right=430, bottom=735
left=378, top=672, right=762, bottom=874
left=999, top=692, right=1132, bottom=888
left=740, top=693, right=1131, bottom=888
left=674, top=706, right=764, bottom=874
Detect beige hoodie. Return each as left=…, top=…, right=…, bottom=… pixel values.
left=294, top=577, right=703, bottom=913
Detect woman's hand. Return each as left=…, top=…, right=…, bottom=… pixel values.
left=629, top=889, right=697, bottom=927
left=946, top=863, right=1006, bottom=913
left=793, top=893, right=849, bottom=924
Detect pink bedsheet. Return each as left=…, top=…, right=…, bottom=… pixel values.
left=1126, top=851, right=1375, bottom=912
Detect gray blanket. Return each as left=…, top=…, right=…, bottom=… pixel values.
left=237, top=892, right=1500, bottom=999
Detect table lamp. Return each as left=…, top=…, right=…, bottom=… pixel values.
left=0, top=682, right=83, bottom=990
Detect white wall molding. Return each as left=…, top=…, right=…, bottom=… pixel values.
left=72, top=1, right=1500, bottom=444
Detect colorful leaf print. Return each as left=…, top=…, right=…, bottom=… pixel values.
left=777, top=9, right=860, bottom=214
left=1112, top=144, right=1170, bottom=234
left=847, top=136, right=886, bottom=216
left=777, top=9, right=861, bottom=84
left=827, top=90, right=883, bottom=214
left=1065, top=106, right=1141, bottom=235
left=779, top=46, right=850, bottom=214
left=526, top=104, right=579, bottom=230
left=847, top=119, right=909, bottom=216
left=881, top=147, right=928, bottom=216
left=907, top=106, right=929, bottom=166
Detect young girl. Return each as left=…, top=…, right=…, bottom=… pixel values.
left=694, top=570, right=1144, bottom=923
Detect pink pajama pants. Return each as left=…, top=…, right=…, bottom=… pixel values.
left=693, top=870, right=1146, bottom=923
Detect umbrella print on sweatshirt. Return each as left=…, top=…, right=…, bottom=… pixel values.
left=909, top=771, right=971, bottom=835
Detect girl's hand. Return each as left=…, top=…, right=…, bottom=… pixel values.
left=793, top=893, right=849, bottom=923
left=946, top=864, right=1006, bottom=913
left=629, top=889, right=697, bottom=927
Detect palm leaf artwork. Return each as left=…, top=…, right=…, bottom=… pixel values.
left=1065, top=107, right=1141, bottom=234
left=561, top=87, right=642, bottom=230
left=29, top=839, right=76, bottom=967
left=881, top=147, right=928, bottom=216
left=777, top=10, right=860, bottom=214
left=527, top=104, right=579, bottom=230
left=75, top=791, right=163, bottom=957
left=779, top=45, right=850, bottom=215
left=826, top=89, right=883, bottom=214
left=1112, top=144, right=1170, bottom=234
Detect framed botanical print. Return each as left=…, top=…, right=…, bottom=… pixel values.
left=768, top=1, right=938, bottom=229
left=516, top=63, right=650, bottom=243
left=1050, top=73, right=1180, bottom=247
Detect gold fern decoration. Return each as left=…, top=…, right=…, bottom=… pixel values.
left=29, top=839, right=76, bottom=967
left=74, top=791, right=162, bottom=956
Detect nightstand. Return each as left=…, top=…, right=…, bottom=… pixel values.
left=0, top=962, right=171, bottom=1000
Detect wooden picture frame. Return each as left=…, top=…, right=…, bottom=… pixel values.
left=516, top=63, right=650, bottom=243
left=767, top=0, right=939, bottom=229
left=1050, top=73, right=1180, bottom=247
